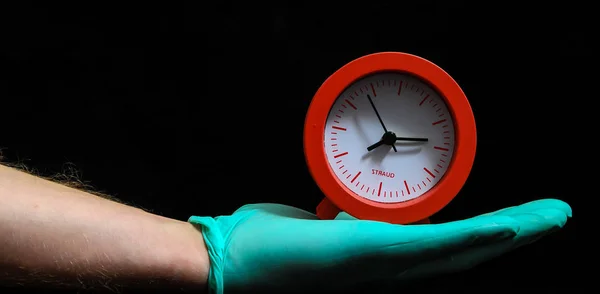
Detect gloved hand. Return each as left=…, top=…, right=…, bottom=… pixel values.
left=189, top=199, right=571, bottom=294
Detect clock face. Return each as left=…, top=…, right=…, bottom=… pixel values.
left=324, top=72, right=455, bottom=203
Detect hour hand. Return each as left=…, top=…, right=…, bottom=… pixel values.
left=367, top=140, right=384, bottom=152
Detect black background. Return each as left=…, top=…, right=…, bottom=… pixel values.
left=1, top=2, right=585, bottom=292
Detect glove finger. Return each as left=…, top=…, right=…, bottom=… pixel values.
left=477, top=198, right=572, bottom=219
left=336, top=199, right=571, bottom=224
left=393, top=207, right=569, bottom=281
left=337, top=214, right=519, bottom=270
left=393, top=237, right=514, bottom=283
left=503, top=207, right=569, bottom=246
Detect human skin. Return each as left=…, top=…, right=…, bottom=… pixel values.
left=0, top=164, right=209, bottom=292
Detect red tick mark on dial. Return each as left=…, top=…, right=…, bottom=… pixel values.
left=419, top=94, right=430, bottom=106
left=397, top=81, right=403, bottom=95
left=345, top=99, right=357, bottom=110
left=434, top=146, right=449, bottom=151
left=424, top=167, right=436, bottom=178
left=370, top=83, right=377, bottom=97
left=432, top=119, right=447, bottom=126
left=351, top=171, right=361, bottom=183
left=404, top=180, right=410, bottom=195
left=378, top=182, right=382, bottom=197
left=334, top=152, right=348, bottom=158
left=332, top=126, right=346, bottom=131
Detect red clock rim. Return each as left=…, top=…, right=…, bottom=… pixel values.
left=303, top=52, right=477, bottom=224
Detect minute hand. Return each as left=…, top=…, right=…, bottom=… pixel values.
left=366, top=94, right=397, bottom=152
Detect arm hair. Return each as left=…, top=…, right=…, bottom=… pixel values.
left=0, top=151, right=209, bottom=293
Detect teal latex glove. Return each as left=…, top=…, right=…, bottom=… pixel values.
left=189, top=199, right=571, bottom=294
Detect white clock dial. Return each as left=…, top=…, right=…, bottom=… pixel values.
left=324, top=72, right=455, bottom=203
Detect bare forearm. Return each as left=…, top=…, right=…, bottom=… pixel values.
left=0, top=165, right=209, bottom=292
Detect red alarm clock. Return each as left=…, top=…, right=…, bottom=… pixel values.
left=304, top=52, right=476, bottom=224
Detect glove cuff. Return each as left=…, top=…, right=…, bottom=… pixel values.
left=188, top=216, right=225, bottom=294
